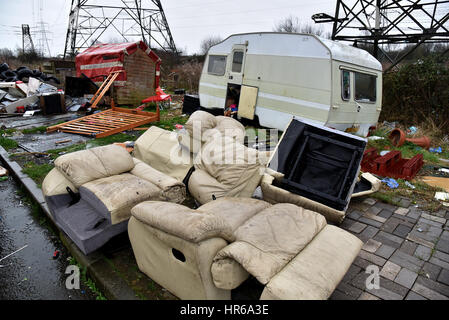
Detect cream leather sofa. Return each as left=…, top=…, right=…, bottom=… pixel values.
left=42, top=144, right=186, bottom=254
left=128, top=197, right=363, bottom=300
left=133, top=110, right=262, bottom=205
left=188, top=135, right=267, bottom=205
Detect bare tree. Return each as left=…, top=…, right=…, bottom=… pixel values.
left=274, top=16, right=330, bottom=38
left=200, top=35, right=223, bottom=55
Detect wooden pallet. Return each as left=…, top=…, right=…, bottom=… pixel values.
left=46, top=106, right=159, bottom=138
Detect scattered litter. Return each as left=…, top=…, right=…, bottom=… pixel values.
left=438, top=168, right=449, bottom=174
left=367, top=135, right=384, bottom=141
left=0, top=177, right=8, bottom=182
left=435, top=192, right=449, bottom=206
left=405, top=181, right=416, bottom=189
left=52, top=250, right=60, bottom=260
left=417, top=228, right=423, bottom=232
left=408, top=126, right=418, bottom=134
left=429, top=146, right=442, bottom=153
left=380, top=150, right=390, bottom=156
left=0, top=165, right=8, bottom=177
left=23, top=110, right=41, bottom=117
left=381, top=178, right=399, bottom=189
left=382, top=121, right=397, bottom=132
left=0, top=244, right=28, bottom=263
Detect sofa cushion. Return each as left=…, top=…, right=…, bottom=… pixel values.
left=203, top=116, right=245, bottom=144
left=55, top=144, right=134, bottom=188
left=133, top=126, right=193, bottom=181
left=197, top=136, right=262, bottom=185
left=80, top=173, right=160, bottom=224
left=212, top=203, right=327, bottom=284
left=55, top=199, right=129, bottom=255
left=260, top=225, right=363, bottom=300
left=199, top=197, right=271, bottom=234
left=188, top=169, right=228, bottom=204
left=131, top=201, right=235, bottom=243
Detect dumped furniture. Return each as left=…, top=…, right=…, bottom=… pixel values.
left=351, top=172, right=382, bottom=198
left=188, top=135, right=266, bottom=204
left=261, top=171, right=381, bottom=224
left=178, top=110, right=245, bottom=154
left=261, top=118, right=367, bottom=224
left=132, top=110, right=248, bottom=185
left=39, top=92, right=66, bottom=115
left=133, top=126, right=193, bottom=182
left=42, top=144, right=185, bottom=254
left=46, top=105, right=160, bottom=138
left=361, top=147, right=424, bottom=180
left=141, top=87, right=171, bottom=104
left=128, top=197, right=363, bottom=300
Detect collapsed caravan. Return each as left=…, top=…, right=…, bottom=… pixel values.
left=199, top=32, right=382, bottom=136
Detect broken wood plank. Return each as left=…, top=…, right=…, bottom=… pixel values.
left=54, top=139, right=72, bottom=145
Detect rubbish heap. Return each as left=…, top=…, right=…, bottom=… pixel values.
left=0, top=62, right=63, bottom=115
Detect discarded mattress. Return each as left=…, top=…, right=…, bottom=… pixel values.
left=42, top=144, right=186, bottom=254
left=264, top=118, right=367, bottom=223
left=128, top=197, right=362, bottom=300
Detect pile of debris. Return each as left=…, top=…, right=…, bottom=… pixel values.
left=0, top=75, right=63, bottom=116
left=0, top=63, right=59, bottom=84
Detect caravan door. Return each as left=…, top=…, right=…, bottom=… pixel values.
left=227, top=44, right=246, bottom=85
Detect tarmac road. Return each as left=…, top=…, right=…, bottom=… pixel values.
left=0, top=176, right=95, bottom=300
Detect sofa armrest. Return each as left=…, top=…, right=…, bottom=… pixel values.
left=260, top=225, right=363, bottom=300
left=130, top=158, right=186, bottom=203
left=42, top=168, right=78, bottom=197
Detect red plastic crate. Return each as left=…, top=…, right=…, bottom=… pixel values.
left=361, top=147, right=423, bottom=180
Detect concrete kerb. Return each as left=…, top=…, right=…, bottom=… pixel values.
left=0, top=145, right=137, bottom=300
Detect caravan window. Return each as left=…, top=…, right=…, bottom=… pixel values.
left=232, top=51, right=244, bottom=73
left=341, top=70, right=350, bottom=101
left=355, top=72, right=376, bottom=103
left=208, top=55, right=227, bottom=75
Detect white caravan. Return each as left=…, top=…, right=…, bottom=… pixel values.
left=198, top=32, right=383, bottom=136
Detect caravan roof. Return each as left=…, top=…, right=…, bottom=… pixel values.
left=208, top=32, right=382, bottom=71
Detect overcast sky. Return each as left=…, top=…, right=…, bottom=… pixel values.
left=0, top=0, right=336, bottom=56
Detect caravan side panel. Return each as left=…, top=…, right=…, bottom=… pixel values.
left=199, top=33, right=333, bottom=131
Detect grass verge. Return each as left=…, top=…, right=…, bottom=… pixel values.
left=68, top=257, right=107, bottom=300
